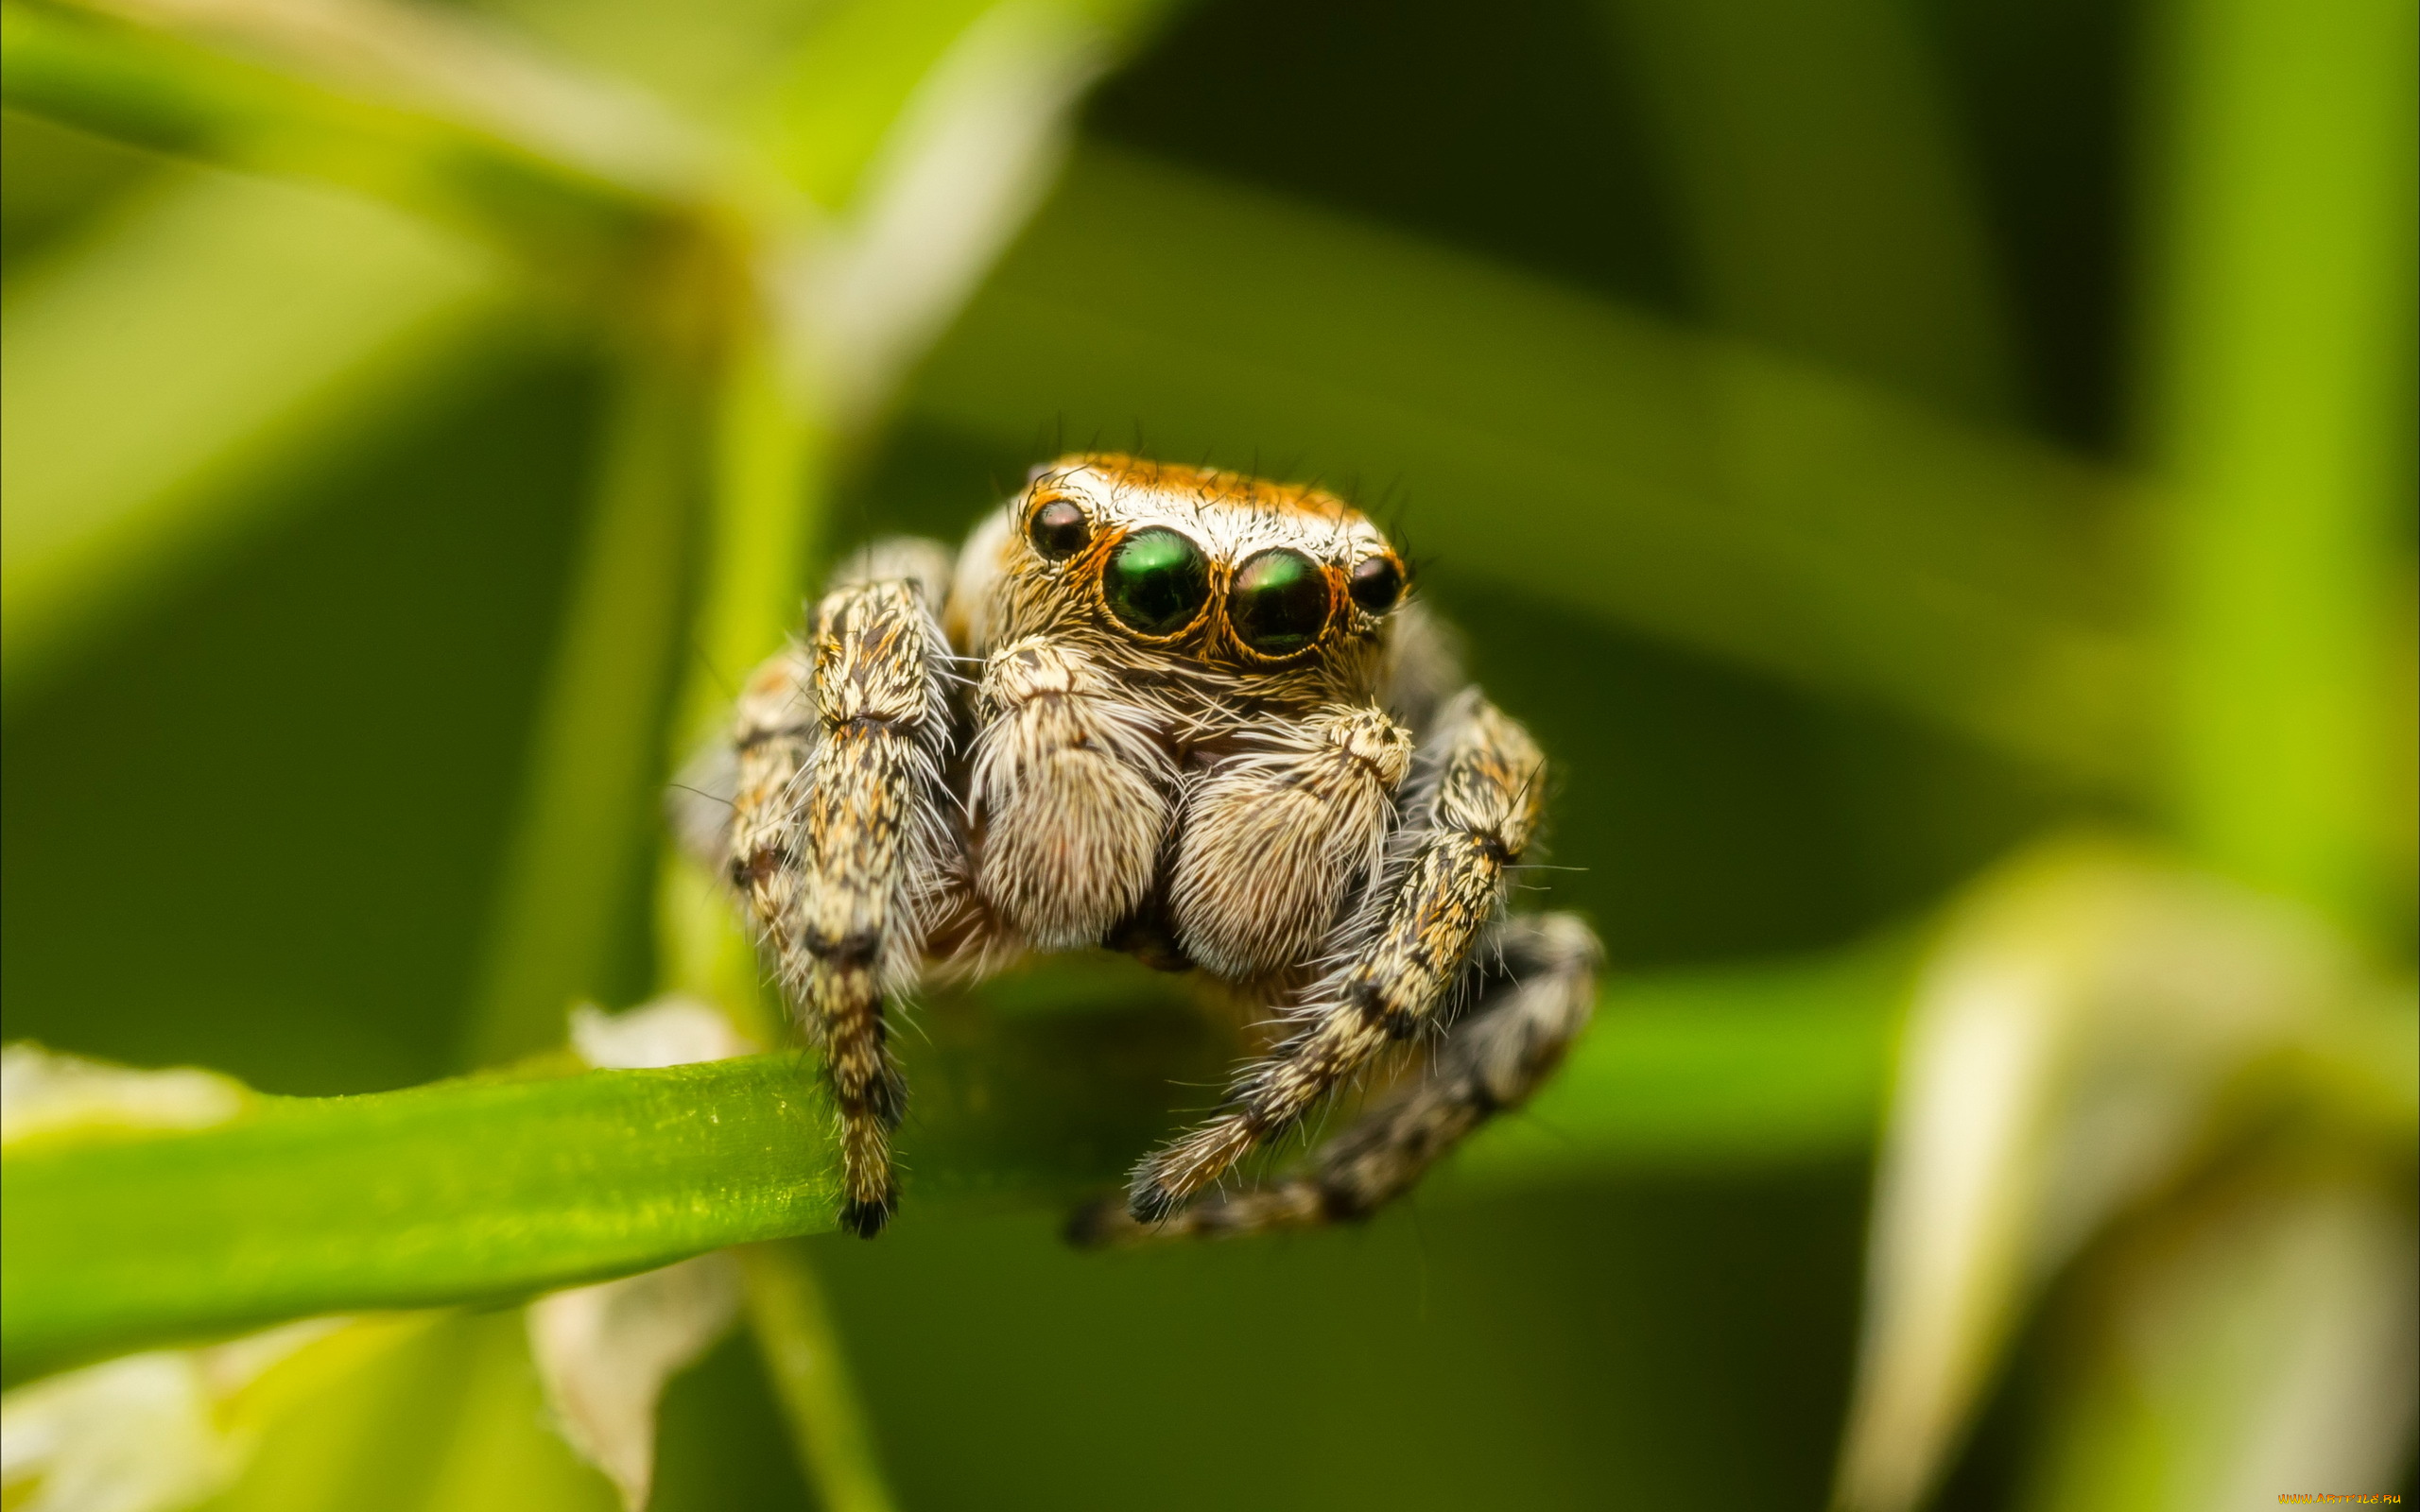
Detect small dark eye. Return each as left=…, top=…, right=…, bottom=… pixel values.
left=1348, top=555, right=1404, bottom=614
left=1231, top=548, right=1333, bottom=655
left=1028, top=499, right=1090, bottom=560
left=1103, top=528, right=1210, bottom=636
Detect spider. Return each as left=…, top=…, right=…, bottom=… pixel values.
left=712, top=455, right=1599, bottom=1241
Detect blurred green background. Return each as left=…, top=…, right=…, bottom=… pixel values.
left=2, top=0, right=2411, bottom=1507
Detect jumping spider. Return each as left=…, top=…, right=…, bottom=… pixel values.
left=714, top=455, right=1599, bottom=1241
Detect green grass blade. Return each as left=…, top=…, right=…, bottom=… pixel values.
left=3, top=943, right=1910, bottom=1382
left=910, top=146, right=2155, bottom=788
left=464, top=356, right=706, bottom=1067
left=2147, top=0, right=2418, bottom=932
left=736, top=1241, right=901, bottom=1512
left=677, top=324, right=823, bottom=754
left=1, top=0, right=694, bottom=289
left=1, top=1057, right=839, bottom=1383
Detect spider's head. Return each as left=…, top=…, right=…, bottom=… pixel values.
left=983, top=455, right=1407, bottom=675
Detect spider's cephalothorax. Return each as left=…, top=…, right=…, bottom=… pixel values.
left=717, top=455, right=1599, bottom=1240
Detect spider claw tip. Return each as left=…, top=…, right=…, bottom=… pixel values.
left=1126, top=1180, right=1184, bottom=1226
left=838, top=1193, right=896, bottom=1239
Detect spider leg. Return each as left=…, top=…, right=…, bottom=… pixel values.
left=1124, top=688, right=1550, bottom=1222
left=1072, top=913, right=1599, bottom=1244
left=729, top=546, right=957, bottom=1238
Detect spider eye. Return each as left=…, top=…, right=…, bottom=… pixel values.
left=1230, top=548, right=1333, bottom=655
left=1348, top=555, right=1403, bottom=615
left=1028, top=499, right=1090, bottom=560
left=1103, top=527, right=1210, bottom=636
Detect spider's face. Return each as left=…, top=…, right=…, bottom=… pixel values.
left=969, top=455, right=1407, bottom=678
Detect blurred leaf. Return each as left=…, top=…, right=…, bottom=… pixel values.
left=0, top=103, right=160, bottom=262
left=676, top=329, right=824, bottom=752
left=467, top=0, right=830, bottom=139
left=0, top=163, right=507, bottom=703
left=0, top=0, right=1169, bottom=729
left=189, top=1315, right=437, bottom=1511
left=527, top=1254, right=740, bottom=1512
left=2149, top=0, right=2419, bottom=932
left=1, top=0, right=708, bottom=287
left=794, top=0, right=1117, bottom=422
left=755, top=0, right=1170, bottom=212
left=2, top=1040, right=250, bottom=1143
left=752, top=0, right=1006, bottom=211
left=198, top=1313, right=454, bottom=1512
left=125, top=1309, right=615, bottom=1512
left=0, top=1316, right=355, bottom=1512
left=406, top=1309, right=619, bottom=1512
left=1595, top=0, right=2019, bottom=416
left=1831, top=838, right=2410, bottom=1512
left=909, top=145, right=2156, bottom=788
left=2019, top=1160, right=2418, bottom=1512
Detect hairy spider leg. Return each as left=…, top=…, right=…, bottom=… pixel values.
left=731, top=570, right=956, bottom=1237
left=1124, top=688, right=1549, bottom=1221
left=1070, top=913, right=1599, bottom=1243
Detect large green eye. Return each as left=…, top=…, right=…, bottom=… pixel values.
left=1229, top=548, right=1332, bottom=655
left=1103, top=527, right=1210, bottom=636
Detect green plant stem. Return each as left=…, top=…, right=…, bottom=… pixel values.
left=2, top=946, right=1915, bottom=1385
left=465, top=352, right=705, bottom=1066
left=1, top=1056, right=840, bottom=1384
left=653, top=325, right=824, bottom=1046
left=2149, top=0, right=2417, bottom=931
left=683, top=324, right=826, bottom=748
left=737, top=1241, right=901, bottom=1512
